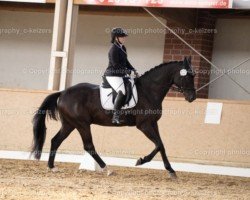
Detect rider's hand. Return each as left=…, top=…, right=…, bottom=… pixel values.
left=134, top=70, right=140, bottom=78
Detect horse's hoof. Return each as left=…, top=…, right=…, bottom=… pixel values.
left=169, top=172, right=178, bottom=180
left=47, top=167, right=58, bottom=173
left=107, top=169, right=114, bottom=176
left=100, top=166, right=114, bottom=176
left=135, top=158, right=143, bottom=166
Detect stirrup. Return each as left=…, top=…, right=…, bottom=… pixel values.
left=112, top=118, right=121, bottom=124
left=112, top=117, right=124, bottom=124
left=112, top=114, right=124, bottom=124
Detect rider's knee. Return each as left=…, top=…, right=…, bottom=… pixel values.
left=117, top=90, right=126, bottom=96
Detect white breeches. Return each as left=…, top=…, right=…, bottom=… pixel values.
left=106, top=76, right=126, bottom=95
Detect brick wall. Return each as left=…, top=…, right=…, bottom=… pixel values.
left=163, top=10, right=216, bottom=98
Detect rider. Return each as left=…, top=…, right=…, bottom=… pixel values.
left=104, top=27, right=139, bottom=124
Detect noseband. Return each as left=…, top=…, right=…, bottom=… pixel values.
left=171, top=85, right=196, bottom=94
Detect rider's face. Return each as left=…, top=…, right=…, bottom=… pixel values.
left=117, top=37, right=126, bottom=44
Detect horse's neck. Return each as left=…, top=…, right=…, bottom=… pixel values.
left=139, top=64, right=177, bottom=104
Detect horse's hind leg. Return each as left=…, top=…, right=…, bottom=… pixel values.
left=48, top=122, right=74, bottom=169
left=77, top=124, right=107, bottom=170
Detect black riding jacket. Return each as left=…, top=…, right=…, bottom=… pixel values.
left=104, top=42, right=135, bottom=77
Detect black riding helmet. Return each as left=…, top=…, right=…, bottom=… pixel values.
left=111, top=27, right=128, bottom=43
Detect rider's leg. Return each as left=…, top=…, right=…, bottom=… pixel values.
left=105, top=76, right=126, bottom=94
left=105, top=76, right=126, bottom=124
left=112, top=90, right=125, bottom=124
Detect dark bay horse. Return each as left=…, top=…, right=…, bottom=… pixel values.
left=31, top=56, right=196, bottom=179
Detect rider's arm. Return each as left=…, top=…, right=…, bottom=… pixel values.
left=109, top=46, right=120, bottom=68
left=127, top=59, right=139, bottom=77
left=124, top=47, right=136, bottom=71
left=126, top=60, right=135, bottom=71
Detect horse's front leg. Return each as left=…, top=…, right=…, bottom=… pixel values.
left=135, top=146, right=160, bottom=166
left=136, top=121, right=177, bottom=179
left=135, top=122, right=161, bottom=165
left=153, top=123, right=177, bottom=179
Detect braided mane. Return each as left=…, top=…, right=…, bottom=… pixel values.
left=140, top=61, right=183, bottom=78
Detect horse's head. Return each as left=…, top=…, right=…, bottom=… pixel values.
left=173, top=56, right=196, bottom=102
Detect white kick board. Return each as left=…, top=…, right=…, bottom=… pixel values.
left=0, top=150, right=249, bottom=177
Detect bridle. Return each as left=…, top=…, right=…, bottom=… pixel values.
left=171, top=85, right=196, bottom=94
left=171, top=69, right=196, bottom=94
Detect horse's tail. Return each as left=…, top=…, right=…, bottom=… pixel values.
left=31, top=92, right=61, bottom=160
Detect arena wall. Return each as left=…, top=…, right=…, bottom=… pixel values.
left=209, top=18, right=250, bottom=100
left=0, top=88, right=249, bottom=168
left=0, top=10, right=165, bottom=90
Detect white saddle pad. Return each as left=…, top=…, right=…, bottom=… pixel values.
left=100, top=78, right=138, bottom=110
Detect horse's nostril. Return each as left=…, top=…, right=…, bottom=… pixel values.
left=189, top=96, right=195, bottom=102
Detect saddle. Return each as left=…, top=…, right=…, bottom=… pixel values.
left=100, top=76, right=138, bottom=110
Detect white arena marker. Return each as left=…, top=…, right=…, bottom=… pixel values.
left=205, top=102, right=223, bottom=124
left=79, top=152, right=102, bottom=171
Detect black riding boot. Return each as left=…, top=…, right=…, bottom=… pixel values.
left=112, top=91, right=125, bottom=124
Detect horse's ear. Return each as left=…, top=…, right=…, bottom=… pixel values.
left=188, top=56, right=191, bottom=64
left=183, top=57, right=190, bottom=69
